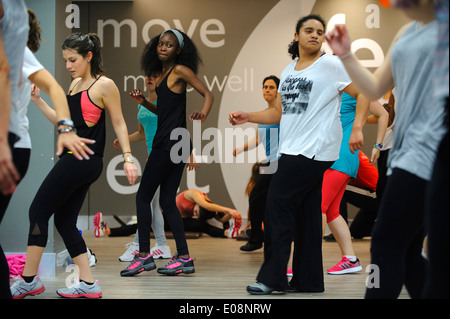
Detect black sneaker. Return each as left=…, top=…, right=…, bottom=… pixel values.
left=120, top=253, right=156, bottom=276
left=240, top=242, right=263, bottom=251
left=247, top=282, right=274, bottom=295
left=157, top=256, right=195, bottom=275
left=323, top=233, right=336, bottom=242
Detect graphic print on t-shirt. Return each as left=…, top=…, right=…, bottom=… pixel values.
left=280, top=75, right=313, bottom=115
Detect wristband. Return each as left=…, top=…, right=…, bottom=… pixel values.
left=57, top=118, right=74, bottom=127
left=58, top=126, right=77, bottom=134
left=123, top=151, right=132, bottom=155
left=339, top=51, right=352, bottom=60
left=374, top=143, right=383, bottom=150
left=124, top=156, right=134, bottom=164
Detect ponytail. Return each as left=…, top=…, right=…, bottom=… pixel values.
left=62, top=32, right=105, bottom=77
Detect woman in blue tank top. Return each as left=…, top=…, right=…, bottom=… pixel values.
left=120, top=29, right=214, bottom=277
left=233, top=75, right=280, bottom=252
left=322, top=93, right=388, bottom=275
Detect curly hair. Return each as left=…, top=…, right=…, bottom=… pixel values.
left=288, top=14, right=326, bottom=60
left=62, top=33, right=105, bottom=77
left=27, top=9, right=42, bottom=53
left=141, top=29, right=202, bottom=77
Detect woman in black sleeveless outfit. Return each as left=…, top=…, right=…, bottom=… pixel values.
left=10, top=33, right=138, bottom=299
left=121, top=29, right=213, bottom=277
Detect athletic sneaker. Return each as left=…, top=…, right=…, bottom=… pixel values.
left=227, top=218, right=241, bottom=239
left=88, top=248, right=97, bottom=266
left=247, top=282, right=274, bottom=295
left=151, top=244, right=172, bottom=259
left=119, top=241, right=139, bottom=262
left=93, top=212, right=107, bottom=237
left=56, top=280, right=102, bottom=298
left=327, top=256, right=362, bottom=275
left=10, top=275, right=45, bottom=299
left=120, top=253, right=156, bottom=276
left=240, top=242, right=262, bottom=251
left=157, top=255, right=195, bottom=275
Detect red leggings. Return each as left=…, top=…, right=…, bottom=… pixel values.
left=322, top=168, right=350, bottom=223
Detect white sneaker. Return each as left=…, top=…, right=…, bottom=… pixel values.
left=227, top=218, right=241, bottom=239
left=151, top=244, right=172, bottom=259
left=88, top=248, right=97, bottom=266
left=127, top=216, right=138, bottom=225
left=57, top=280, right=102, bottom=298
left=119, top=242, right=139, bottom=262
left=10, top=275, right=45, bottom=299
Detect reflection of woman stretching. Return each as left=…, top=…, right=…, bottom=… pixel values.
left=120, top=29, right=213, bottom=277
left=175, top=189, right=242, bottom=238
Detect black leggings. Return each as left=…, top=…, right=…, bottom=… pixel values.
left=247, top=171, right=273, bottom=245
left=340, top=189, right=379, bottom=239
left=256, top=154, right=332, bottom=292
left=0, top=147, right=30, bottom=299
left=136, top=148, right=188, bottom=255
left=27, top=153, right=102, bottom=258
left=365, top=168, right=427, bottom=299
left=376, top=149, right=390, bottom=203
left=180, top=218, right=224, bottom=238
left=423, top=98, right=449, bottom=298
left=109, top=224, right=137, bottom=237
left=163, top=207, right=226, bottom=238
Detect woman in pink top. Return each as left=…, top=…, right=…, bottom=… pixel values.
left=176, top=189, right=242, bottom=238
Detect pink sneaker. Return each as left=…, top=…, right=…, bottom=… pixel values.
left=157, top=255, right=195, bottom=275
left=93, top=212, right=107, bottom=237
left=327, top=257, right=362, bottom=275
left=286, top=267, right=293, bottom=277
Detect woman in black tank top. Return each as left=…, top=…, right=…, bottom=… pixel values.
left=16, top=33, right=138, bottom=299
left=120, top=29, right=214, bottom=277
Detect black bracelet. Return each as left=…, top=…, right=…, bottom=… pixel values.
left=58, top=126, right=77, bottom=134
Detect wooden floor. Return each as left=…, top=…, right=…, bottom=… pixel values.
left=26, top=230, right=409, bottom=300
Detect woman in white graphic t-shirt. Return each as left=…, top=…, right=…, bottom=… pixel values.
left=229, top=14, right=370, bottom=295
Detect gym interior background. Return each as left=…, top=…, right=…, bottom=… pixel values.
left=0, top=0, right=410, bottom=276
